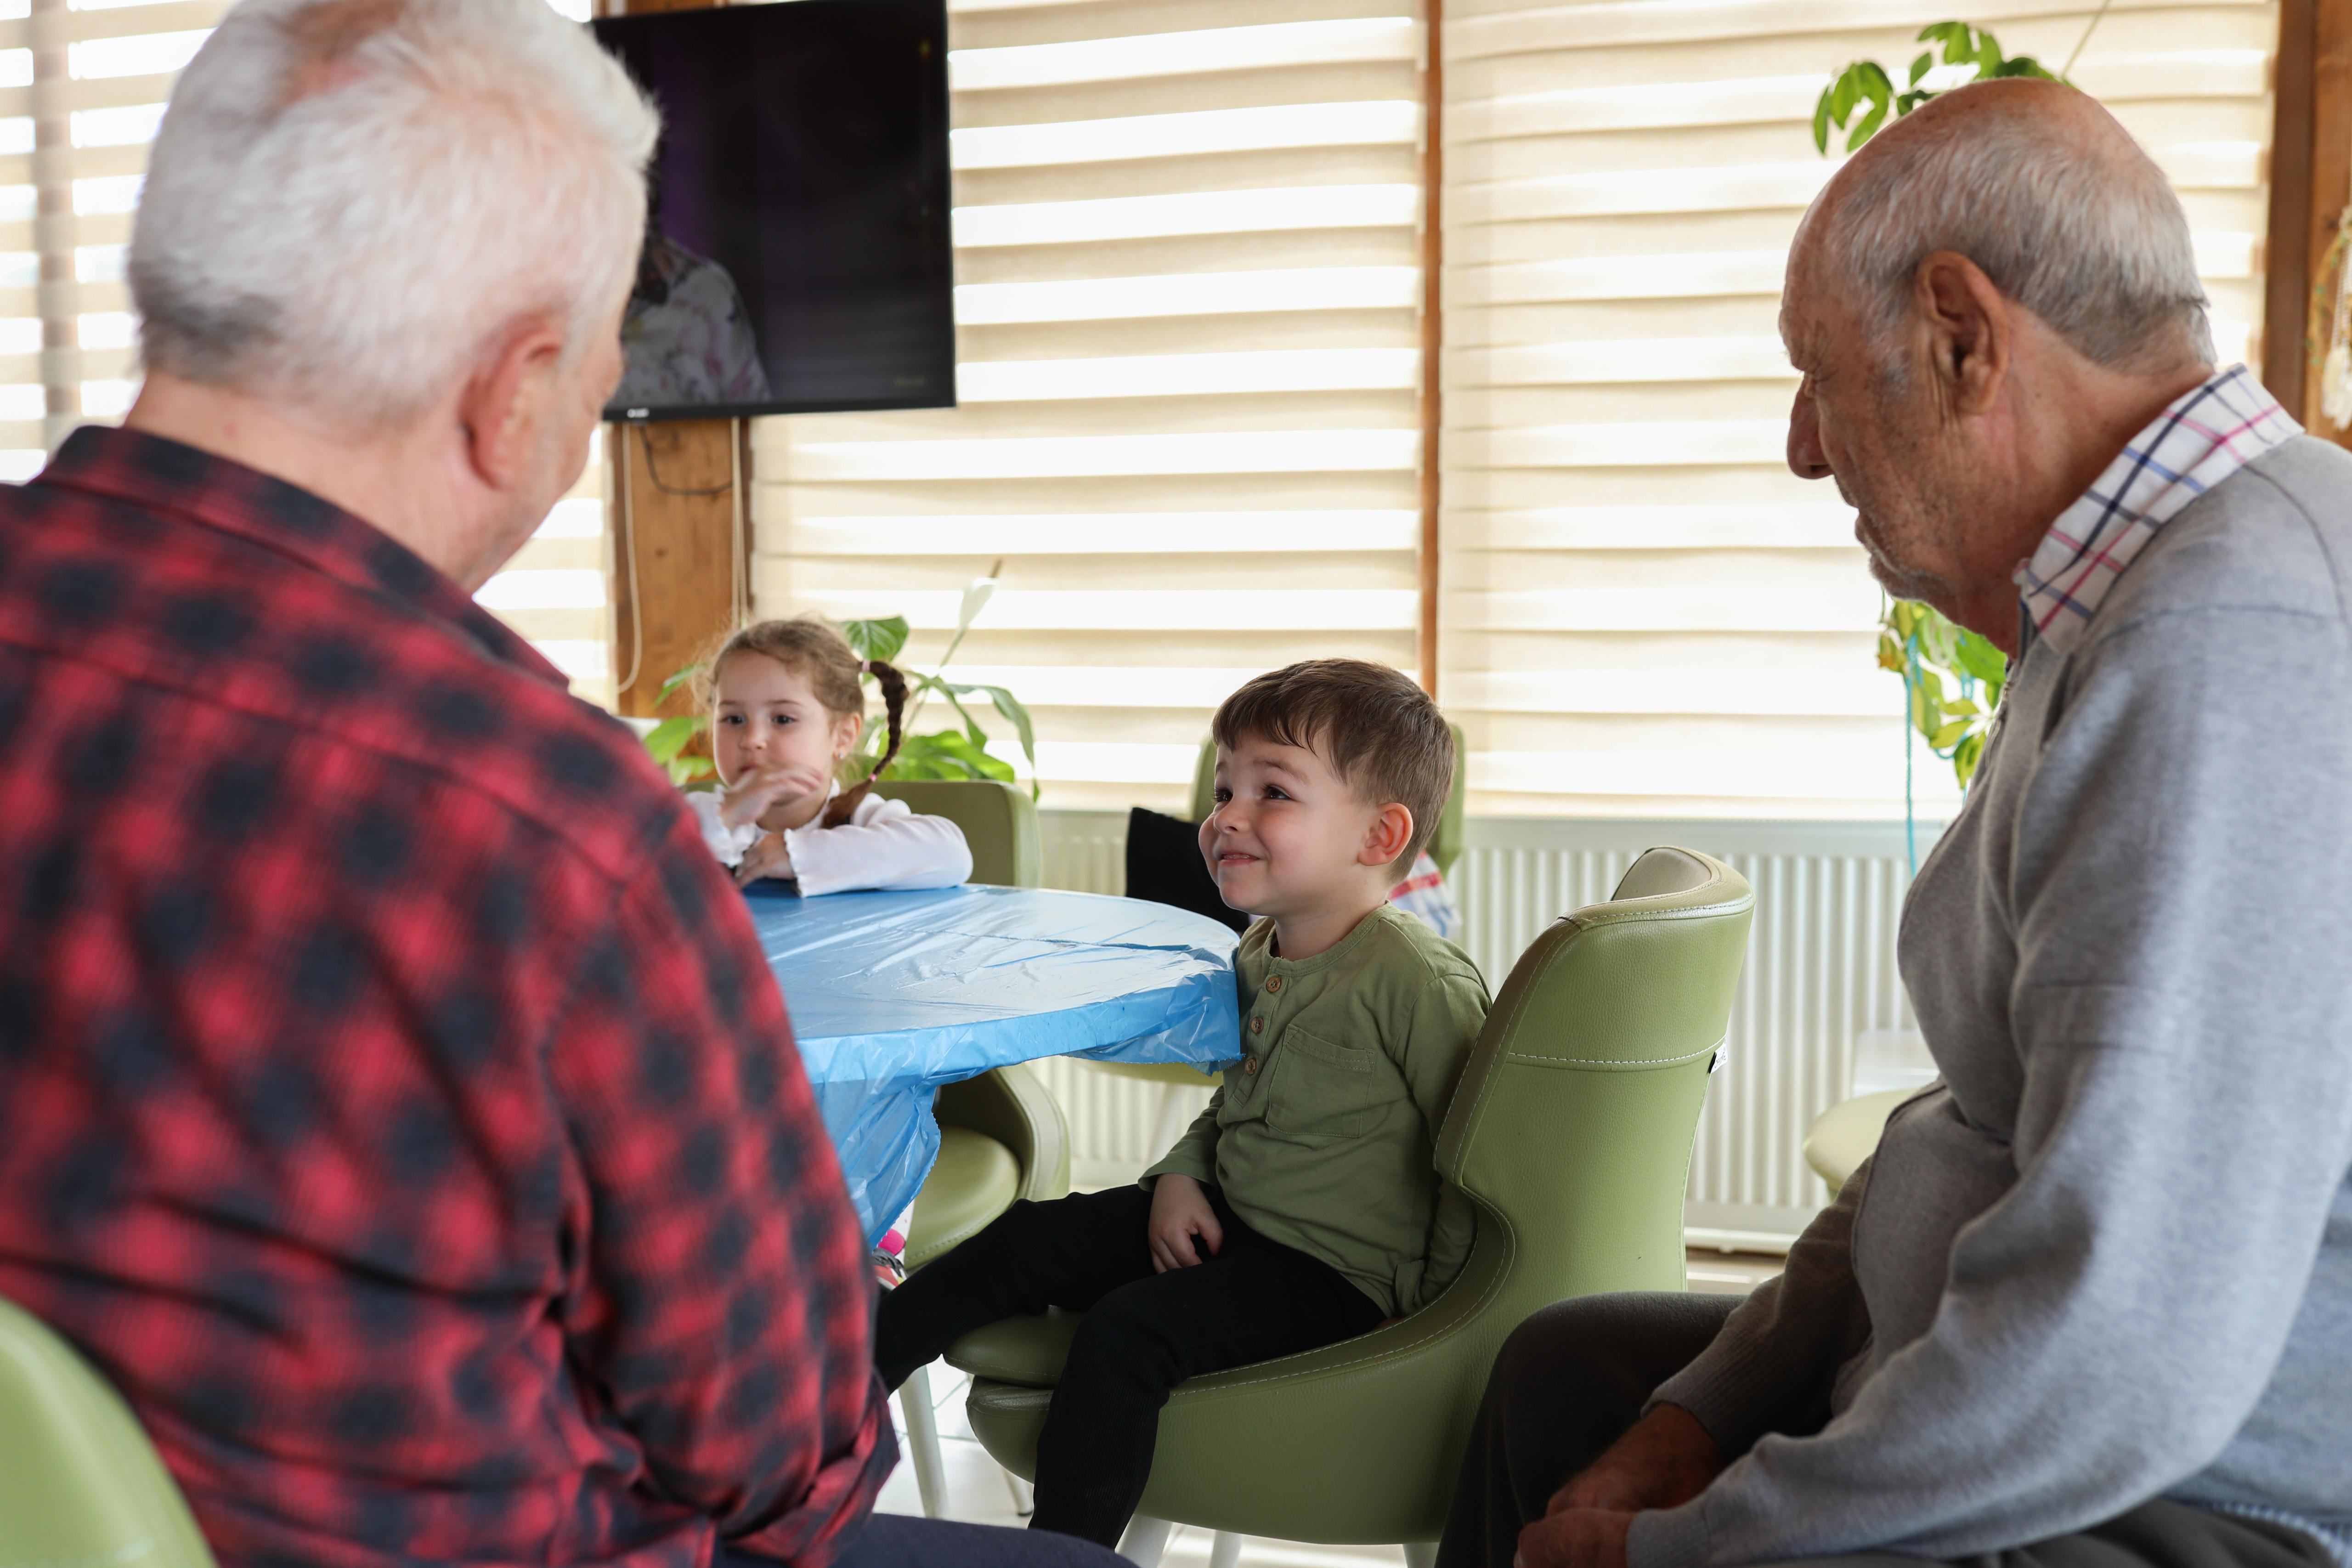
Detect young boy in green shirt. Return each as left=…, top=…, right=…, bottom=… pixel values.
left=875, top=659, right=1490, bottom=1548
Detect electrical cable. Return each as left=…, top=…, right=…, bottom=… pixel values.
left=616, top=423, right=645, bottom=696
left=729, top=416, right=748, bottom=628
left=633, top=420, right=737, bottom=497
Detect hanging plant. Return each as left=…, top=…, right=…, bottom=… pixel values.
left=1878, top=600, right=2007, bottom=789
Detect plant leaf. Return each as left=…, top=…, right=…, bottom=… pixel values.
left=643, top=713, right=700, bottom=765
left=1848, top=96, right=1890, bottom=150
left=1829, top=67, right=1860, bottom=125
left=1909, top=50, right=1933, bottom=85
left=658, top=662, right=704, bottom=701
left=1814, top=82, right=1835, bottom=153
left=838, top=615, right=910, bottom=664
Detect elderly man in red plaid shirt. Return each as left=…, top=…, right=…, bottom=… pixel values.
left=0, top=3, right=1119, bottom=1567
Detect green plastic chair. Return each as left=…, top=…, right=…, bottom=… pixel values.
left=1804, top=1088, right=1910, bottom=1198
left=947, top=847, right=1754, bottom=1563
left=1188, top=721, right=1469, bottom=877
left=870, top=778, right=1041, bottom=889
left=0, top=1293, right=219, bottom=1567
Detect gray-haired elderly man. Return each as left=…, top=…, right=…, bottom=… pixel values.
left=0, top=2, right=1116, bottom=1567
left=1437, top=78, right=2352, bottom=1568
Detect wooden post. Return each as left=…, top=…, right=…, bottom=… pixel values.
left=2267, top=0, right=2352, bottom=447
left=1416, top=0, right=1443, bottom=698
left=607, top=0, right=753, bottom=718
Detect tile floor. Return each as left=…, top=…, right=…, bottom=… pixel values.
left=874, top=1250, right=1785, bottom=1566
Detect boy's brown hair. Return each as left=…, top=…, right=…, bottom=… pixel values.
left=1211, top=659, right=1454, bottom=868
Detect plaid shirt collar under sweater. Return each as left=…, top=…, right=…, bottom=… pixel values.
left=2014, top=363, right=2301, bottom=655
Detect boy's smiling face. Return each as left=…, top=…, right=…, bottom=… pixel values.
left=1199, top=730, right=1409, bottom=924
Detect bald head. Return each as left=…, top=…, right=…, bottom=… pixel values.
left=1791, top=78, right=2210, bottom=374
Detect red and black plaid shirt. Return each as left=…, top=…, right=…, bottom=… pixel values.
left=0, top=427, right=893, bottom=1567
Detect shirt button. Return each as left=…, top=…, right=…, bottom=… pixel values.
left=1244, top=1058, right=1259, bottom=1075
left=1266, top=976, right=1282, bottom=993
left=1249, top=1015, right=1264, bottom=1034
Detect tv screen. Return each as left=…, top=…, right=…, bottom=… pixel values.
left=591, top=0, right=955, bottom=421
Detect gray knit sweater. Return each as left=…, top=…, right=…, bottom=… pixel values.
left=1629, top=436, right=2352, bottom=1568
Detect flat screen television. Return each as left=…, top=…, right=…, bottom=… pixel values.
left=591, top=0, right=955, bottom=422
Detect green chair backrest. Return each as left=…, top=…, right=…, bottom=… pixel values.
left=1435, top=846, right=1752, bottom=1304
left=869, top=778, right=1041, bottom=887
left=936, top=1061, right=1071, bottom=1205
left=0, top=1294, right=219, bottom=1568
left=1189, top=721, right=1469, bottom=876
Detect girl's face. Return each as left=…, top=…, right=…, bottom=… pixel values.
left=712, top=652, right=864, bottom=815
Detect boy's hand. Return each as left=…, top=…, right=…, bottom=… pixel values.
left=734, top=831, right=795, bottom=886
left=1146, top=1173, right=1223, bottom=1272
left=719, top=763, right=829, bottom=830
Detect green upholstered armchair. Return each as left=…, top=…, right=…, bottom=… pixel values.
left=0, top=1293, right=219, bottom=1567
left=947, top=847, right=1754, bottom=1563
left=870, top=778, right=1041, bottom=889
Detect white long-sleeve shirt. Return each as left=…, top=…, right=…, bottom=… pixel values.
left=683, top=786, right=971, bottom=896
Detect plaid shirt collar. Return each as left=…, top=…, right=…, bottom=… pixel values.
left=2014, top=364, right=2301, bottom=655
left=35, top=423, right=565, bottom=687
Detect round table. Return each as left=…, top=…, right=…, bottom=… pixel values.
left=745, top=883, right=1243, bottom=1241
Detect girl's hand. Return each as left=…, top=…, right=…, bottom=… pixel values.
left=734, top=831, right=796, bottom=886
left=718, top=762, right=829, bottom=830
left=1147, top=1173, right=1224, bottom=1272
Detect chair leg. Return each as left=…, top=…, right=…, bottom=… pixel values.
left=1207, top=1530, right=1242, bottom=1568
left=1402, top=1543, right=1438, bottom=1568
left=1117, top=1515, right=1173, bottom=1568
left=1001, top=1466, right=1034, bottom=1516
left=897, top=1364, right=946, bottom=1519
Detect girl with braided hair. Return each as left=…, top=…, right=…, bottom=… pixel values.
left=683, top=615, right=972, bottom=894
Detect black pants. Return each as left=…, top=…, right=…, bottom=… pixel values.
left=1436, top=1292, right=2338, bottom=1568
left=723, top=1513, right=1125, bottom=1568
left=875, top=1184, right=1385, bottom=1548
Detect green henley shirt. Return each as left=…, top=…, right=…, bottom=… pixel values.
left=1140, top=903, right=1490, bottom=1317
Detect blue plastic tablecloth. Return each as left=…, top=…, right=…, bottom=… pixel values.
left=746, top=883, right=1242, bottom=1243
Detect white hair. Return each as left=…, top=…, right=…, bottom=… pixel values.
left=1823, top=89, right=2213, bottom=371
left=131, top=0, right=659, bottom=425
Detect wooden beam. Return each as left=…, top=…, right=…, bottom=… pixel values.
left=607, top=0, right=750, bottom=717
left=610, top=419, right=752, bottom=715
left=2302, top=1, right=2352, bottom=445
left=1417, top=0, right=1443, bottom=699
left=2269, top=0, right=2352, bottom=445
left=2265, top=0, right=2317, bottom=417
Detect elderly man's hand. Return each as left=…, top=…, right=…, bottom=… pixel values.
left=1516, top=1507, right=1634, bottom=1568
left=1549, top=1404, right=1720, bottom=1516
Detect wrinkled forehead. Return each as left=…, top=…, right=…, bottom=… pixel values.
left=1778, top=195, right=1837, bottom=361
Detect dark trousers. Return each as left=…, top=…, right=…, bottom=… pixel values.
left=1436, top=1292, right=2339, bottom=1568
left=724, top=1513, right=1125, bottom=1568
left=875, top=1183, right=1385, bottom=1548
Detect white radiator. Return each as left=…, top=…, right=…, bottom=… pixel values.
left=1033, top=810, right=1936, bottom=1245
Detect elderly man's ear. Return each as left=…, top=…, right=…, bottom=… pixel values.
left=457, top=315, right=574, bottom=491
left=1914, top=249, right=2012, bottom=416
